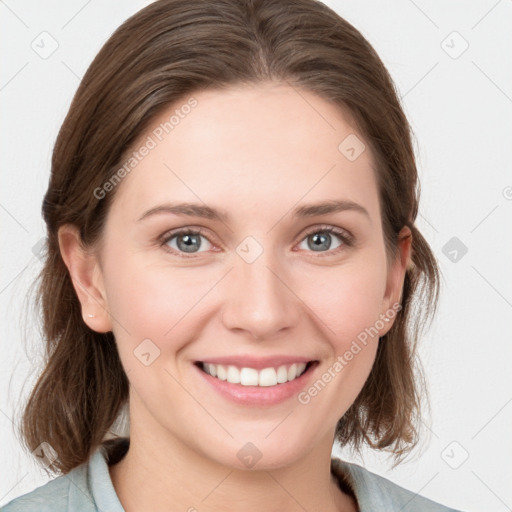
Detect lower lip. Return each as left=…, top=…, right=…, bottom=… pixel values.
left=194, top=362, right=318, bottom=406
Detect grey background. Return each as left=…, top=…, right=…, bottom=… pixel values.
left=1, top=1, right=511, bottom=510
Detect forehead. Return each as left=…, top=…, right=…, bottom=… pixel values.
left=109, top=83, right=380, bottom=224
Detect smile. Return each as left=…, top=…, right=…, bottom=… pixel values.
left=198, top=361, right=313, bottom=387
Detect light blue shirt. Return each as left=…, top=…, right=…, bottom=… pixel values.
left=1, top=443, right=464, bottom=511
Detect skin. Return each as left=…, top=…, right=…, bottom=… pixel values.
left=59, top=82, right=412, bottom=512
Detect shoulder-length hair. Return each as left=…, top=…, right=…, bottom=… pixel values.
left=21, top=0, right=439, bottom=474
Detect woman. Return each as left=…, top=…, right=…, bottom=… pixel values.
left=2, top=0, right=464, bottom=510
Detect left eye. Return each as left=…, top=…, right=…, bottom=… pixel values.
left=297, top=227, right=351, bottom=253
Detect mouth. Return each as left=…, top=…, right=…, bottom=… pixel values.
left=194, top=360, right=318, bottom=387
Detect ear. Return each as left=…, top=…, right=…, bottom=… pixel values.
left=58, top=224, right=112, bottom=333
left=379, top=225, right=413, bottom=336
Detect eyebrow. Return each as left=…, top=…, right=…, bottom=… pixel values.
left=137, top=199, right=370, bottom=223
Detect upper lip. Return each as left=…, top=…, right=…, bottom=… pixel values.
left=196, top=355, right=316, bottom=370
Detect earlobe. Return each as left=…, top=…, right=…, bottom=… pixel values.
left=57, top=224, right=112, bottom=333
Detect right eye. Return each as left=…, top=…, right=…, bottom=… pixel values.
left=160, top=228, right=215, bottom=257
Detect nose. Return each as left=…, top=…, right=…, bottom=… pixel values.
left=221, top=249, right=302, bottom=340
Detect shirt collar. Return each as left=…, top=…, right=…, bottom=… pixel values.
left=88, top=444, right=125, bottom=512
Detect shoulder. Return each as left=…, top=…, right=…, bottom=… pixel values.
left=331, top=457, right=465, bottom=512
left=1, top=459, right=92, bottom=512
left=1, top=441, right=127, bottom=512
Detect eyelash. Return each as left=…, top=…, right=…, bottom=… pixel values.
left=158, top=225, right=354, bottom=259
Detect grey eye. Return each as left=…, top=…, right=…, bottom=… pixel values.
left=299, top=231, right=344, bottom=252
left=166, top=231, right=212, bottom=253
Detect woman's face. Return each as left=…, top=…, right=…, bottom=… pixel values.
left=81, top=83, right=410, bottom=468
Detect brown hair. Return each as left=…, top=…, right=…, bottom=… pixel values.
left=20, top=0, right=440, bottom=474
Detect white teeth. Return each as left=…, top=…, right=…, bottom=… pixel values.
left=258, top=368, right=277, bottom=387
left=216, top=364, right=227, bottom=381
left=276, top=365, right=288, bottom=383
left=227, top=365, right=240, bottom=384
left=201, top=362, right=310, bottom=386
left=288, top=363, right=297, bottom=381
left=240, top=367, right=259, bottom=386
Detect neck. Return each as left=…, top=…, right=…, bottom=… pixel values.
left=109, top=401, right=357, bottom=512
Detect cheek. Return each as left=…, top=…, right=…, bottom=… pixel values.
left=298, top=259, right=388, bottom=345
left=100, top=251, right=208, bottom=360
left=293, top=261, right=387, bottom=422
